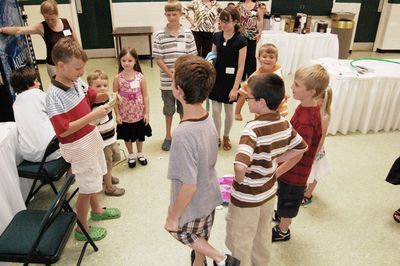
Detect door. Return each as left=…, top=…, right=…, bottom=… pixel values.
left=74, top=0, right=114, bottom=57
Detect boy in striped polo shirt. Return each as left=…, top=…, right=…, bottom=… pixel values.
left=46, top=38, right=121, bottom=241
left=225, top=74, right=307, bottom=266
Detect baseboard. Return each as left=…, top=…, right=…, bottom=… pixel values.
left=353, top=42, right=374, bottom=51
left=376, top=48, right=400, bottom=53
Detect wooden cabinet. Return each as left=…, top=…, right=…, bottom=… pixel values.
left=271, top=0, right=333, bottom=16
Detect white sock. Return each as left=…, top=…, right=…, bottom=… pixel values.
left=216, top=255, right=227, bottom=266
left=136, top=152, right=143, bottom=158
left=128, top=153, right=136, bottom=160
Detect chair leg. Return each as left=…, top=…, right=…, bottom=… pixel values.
left=50, top=182, right=59, bottom=196
left=67, top=187, right=79, bottom=202
left=76, top=219, right=98, bottom=252
left=25, top=178, right=39, bottom=206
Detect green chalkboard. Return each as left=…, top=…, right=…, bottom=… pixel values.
left=21, top=0, right=70, bottom=5
left=271, top=0, right=333, bottom=16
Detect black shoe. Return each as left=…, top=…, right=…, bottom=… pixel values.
left=138, top=156, right=148, bottom=166
left=213, top=254, right=240, bottom=266
left=272, top=225, right=290, bottom=242
left=272, top=210, right=281, bottom=223
left=128, top=158, right=136, bottom=168
left=191, top=250, right=207, bottom=266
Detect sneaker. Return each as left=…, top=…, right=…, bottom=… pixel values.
left=272, top=210, right=281, bottom=223
left=272, top=225, right=290, bottom=242
left=104, top=186, right=125, bottom=197
left=161, top=138, right=172, bottom=151
left=128, top=158, right=136, bottom=168
left=302, top=196, right=313, bottom=208
left=213, top=254, right=240, bottom=266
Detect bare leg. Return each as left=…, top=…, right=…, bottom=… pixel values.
left=103, top=170, right=113, bottom=192
left=89, top=194, right=104, bottom=214
left=279, top=217, right=292, bottom=232
left=75, top=193, right=91, bottom=231
left=165, top=115, right=173, bottom=140
left=136, top=140, right=143, bottom=154
left=190, top=238, right=225, bottom=264
left=304, top=180, right=317, bottom=198
left=124, top=140, right=133, bottom=155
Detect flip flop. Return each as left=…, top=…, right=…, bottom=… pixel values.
left=90, top=207, right=121, bottom=221
left=74, top=226, right=107, bottom=241
left=393, top=208, right=400, bottom=223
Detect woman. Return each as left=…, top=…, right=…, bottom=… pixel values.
left=237, top=0, right=264, bottom=80
left=0, top=0, right=78, bottom=78
left=183, top=0, right=221, bottom=58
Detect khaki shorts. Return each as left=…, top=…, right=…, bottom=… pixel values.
left=104, top=142, right=121, bottom=171
left=70, top=148, right=107, bottom=194
left=161, top=90, right=183, bottom=116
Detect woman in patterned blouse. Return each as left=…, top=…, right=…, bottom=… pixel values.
left=184, top=0, right=221, bottom=58
left=237, top=0, right=264, bottom=80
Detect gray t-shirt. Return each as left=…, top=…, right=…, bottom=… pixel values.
left=167, top=114, right=222, bottom=226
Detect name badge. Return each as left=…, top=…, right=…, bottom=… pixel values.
left=130, top=80, right=140, bottom=89
left=63, top=29, right=72, bottom=36
left=226, top=67, right=235, bottom=74
left=177, top=42, right=186, bottom=50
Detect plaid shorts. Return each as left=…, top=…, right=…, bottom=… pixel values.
left=170, top=211, right=215, bottom=246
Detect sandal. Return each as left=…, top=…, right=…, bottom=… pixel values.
left=302, top=196, right=313, bottom=208
left=137, top=156, right=148, bottom=166
left=218, top=138, right=221, bottom=148
left=91, top=207, right=121, bottom=221
left=105, top=186, right=125, bottom=197
left=111, top=176, right=120, bottom=185
left=74, top=226, right=107, bottom=241
left=393, top=208, right=400, bottom=223
left=223, top=136, right=231, bottom=151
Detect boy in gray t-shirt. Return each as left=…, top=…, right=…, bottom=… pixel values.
left=165, top=55, right=240, bottom=266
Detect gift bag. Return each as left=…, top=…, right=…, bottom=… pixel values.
left=386, top=157, right=400, bottom=185
left=219, top=175, right=234, bottom=205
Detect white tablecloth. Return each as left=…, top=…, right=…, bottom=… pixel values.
left=0, top=122, right=26, bottom=235
left=314, top=58, right=400, bottom=135
left=258, top=31, right=339, bottom=75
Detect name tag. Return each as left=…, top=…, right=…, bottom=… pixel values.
left=226, top=67, right=235, bottom=74
left=63, top=29, right=72, bottom=36
left=177, top=42, right=186, bottom=50
left=130, top=80, right=140, bottom=89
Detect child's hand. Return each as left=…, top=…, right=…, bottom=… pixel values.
left=92, top=104, right=109, bottom=119
left=164, top=216, right=179, bottom=232
left=144, top=113, right=149, bottom=125
left=229, top=88, right=238, bottom=102
left=116, top=115, right=122, bottom=125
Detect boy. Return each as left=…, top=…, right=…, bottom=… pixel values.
left=225, top=74, right=307, bottom=266
left=46, top=38, right=121, bottom=241
left=87, top=70, right=125, bottom=197
left=164, top=55, right=239, bottom=266
left=11, top=66, right=60, bottom=162
left=153, top=0, right=197, bottom=151
left=273, top=64, right=329, bottom=242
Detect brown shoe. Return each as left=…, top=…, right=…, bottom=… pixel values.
left=105, top=186, right=125, bottom=197
left=223, top=136, right=232, bottom=151
left=111, top=176, right=119, bottom=185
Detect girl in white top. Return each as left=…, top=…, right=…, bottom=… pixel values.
left=303, top=87, right=333, bottom=207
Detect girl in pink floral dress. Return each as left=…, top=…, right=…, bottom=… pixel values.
left=113, top=47, right=152, bottom=168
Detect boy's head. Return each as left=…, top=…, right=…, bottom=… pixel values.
left=52, top=38, right=88, bottom=81
left=258, top=43, right=278, bottom=72
left=164, top=0, right=182, bottom=23
left=10, top=66, right=40, bottom=94
left=173, top=55, right=216, bottom=104
left=259, top=43, right=278, bottom=60
left=247, top=73, right=285, bottom=112
left=293, top=64, right=329, bottom=100
left=87, top=70, right=109, bottom=93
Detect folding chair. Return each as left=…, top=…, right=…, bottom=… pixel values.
left=17, top=136, right=78, bottom=205
left=0, top=174, right=98, bottom=265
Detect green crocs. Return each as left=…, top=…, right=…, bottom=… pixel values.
left=90, top=207, right=121, bottom=221
left=74, top=226, right=107, bottom=241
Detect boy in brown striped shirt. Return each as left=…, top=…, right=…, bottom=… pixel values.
left=225, top=73, right=307, bottom=266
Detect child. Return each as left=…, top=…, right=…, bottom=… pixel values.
left=225, top=73, right=307, bottom=266
left=208, top=6, right=247, bottom=151
left=113, top=47, right=152, bottom=168
left=87, top=70, right=125, bottom=196
left=165, top=55, right=240, bottom=266
left=153, top=0, right=198, bottom=151
left=11, top=66, right=60, bottom=162
left=273, top=64, right=329, bottom=242
left=303, top=87, right=332, bottom=207
left=234, top=43, right=286, bottom=121
left=46, top=38, right=120, bottom=241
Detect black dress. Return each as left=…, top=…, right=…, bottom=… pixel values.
left=209, top=31, right=247, bottom=104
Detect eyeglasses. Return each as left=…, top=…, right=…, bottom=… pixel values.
left=245, top=96, right=259, bottom=101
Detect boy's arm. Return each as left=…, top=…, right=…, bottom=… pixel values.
left=94, top=92, right=110, bottom=104
left=275, top=149, right=306, bottom=178
left=165, top=183, right=197, bottom=232
left=155, top=58, right=174, bottom=79
left=234, top=163, right=247, bottom=183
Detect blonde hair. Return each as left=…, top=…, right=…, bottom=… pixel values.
left=319, top=86, right=332, bottom=118
left=52, top=38, right=88, bottom=64
left=165, top=0, right=182, bottom=12
left=87, top=70, right=108, bottom=86
left=295, top=64, right=329, bottom=98
left=40, top=0, right=58, bottom=16
left=258, top=43, right=278, bottom=59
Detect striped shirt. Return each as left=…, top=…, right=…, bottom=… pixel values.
left=92, top=100, right=117, bottom=147
left=183, top=0, right=221, bottom=32
left=232, top=113, right=307, bottom=208
left=46, top=79, right=104, bottom=163
left=153, top=26, right=197, bottom=90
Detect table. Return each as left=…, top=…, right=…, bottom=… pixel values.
left=258, top=31, right=339, bottom=75
left=112, top=26, right=153, bottom=67
left=314, top=58, right=400, bottom=135
left=0, top=122, right=26, bottom=235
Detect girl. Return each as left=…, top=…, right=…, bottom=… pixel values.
left=303, top=87, right=333, bottom=207
left=113, top=47, right=152, bottom=168
left=208, top=6, right=247, bottom=151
